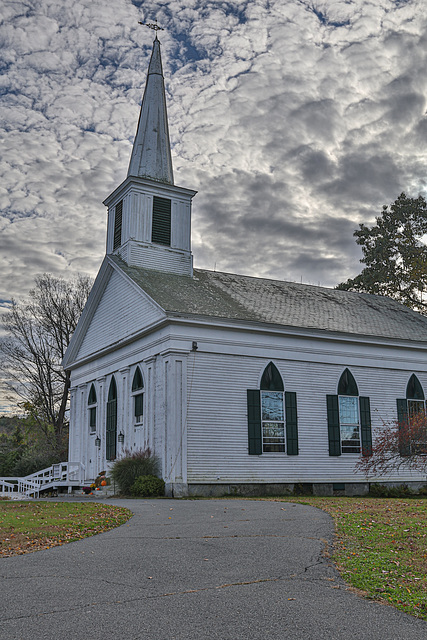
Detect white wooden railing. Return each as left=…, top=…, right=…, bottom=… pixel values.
left=0, top=462, right=85, bottom=499
left=0, top=479, right=14, bottom=498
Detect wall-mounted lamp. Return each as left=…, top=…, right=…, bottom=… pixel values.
left=95, top=436, right=101, bottom=448
left=118, top=431, right=125, bottom=444
left=192, top=341, right=198, bottom=351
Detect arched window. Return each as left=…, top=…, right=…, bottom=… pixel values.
left=261, top=362, right=284, bottom=392
left=327, top=369, right=372, bottom=456
left=106, top=377, right=117, bottom=460
left=338, top=369, right=360, bottom=454
left=338, top=368, right=358, bottom=396
left=247, top=362, right=298, bottom=456
left=132, top=367, right=144, bottom=426
left=261, top=363, right=285, bottom=452
left=406, top=374, right=425, bottom=416
left=397, top=375, right=426, bottom=422
left=397, top=375, right=426, bottom=456
left=88, top=383, right=97, bottom=434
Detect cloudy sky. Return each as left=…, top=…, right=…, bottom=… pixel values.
left=1, top=1, right=427, bottom=306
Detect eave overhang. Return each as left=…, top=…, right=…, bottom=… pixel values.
left=65, top=307, right=427, bottom=372
left=103, top=175, right=197, bottom=208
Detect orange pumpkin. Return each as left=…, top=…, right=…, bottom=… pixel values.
left=101, top=479, right=107, bottom=486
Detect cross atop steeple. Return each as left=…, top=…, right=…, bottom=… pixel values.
left=138, top=19, right=164, bottom=33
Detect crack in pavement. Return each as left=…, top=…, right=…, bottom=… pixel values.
left=0, top=576, right=284, bottom=622
left=0, top=570, right=344, bottom=625
left=105, top=533, right=326, bottom=541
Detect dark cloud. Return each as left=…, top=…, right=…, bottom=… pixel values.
left=1, top=0, right=427, bottom=325
left=294, top=146, right=335, bottom=183
left=321, top=152, right=402, bottom=204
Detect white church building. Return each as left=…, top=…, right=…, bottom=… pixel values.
left=63, top=36, right=427, bottom=497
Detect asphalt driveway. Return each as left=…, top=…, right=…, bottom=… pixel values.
left=0, top=498, right=425, bottom=639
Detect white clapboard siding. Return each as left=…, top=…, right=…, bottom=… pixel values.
left=186, top=352, right=427, bottom=483
left=127, top=242, right=192, bottom=275
left=77, top=270, right=164, bottom=361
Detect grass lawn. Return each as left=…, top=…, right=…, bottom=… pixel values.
left=0, top=501, right=132, bottom=557
left=282, top=497, right=427, bottom=620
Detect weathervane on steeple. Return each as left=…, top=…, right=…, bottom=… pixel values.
left=138, top=19, right=164, bottom=35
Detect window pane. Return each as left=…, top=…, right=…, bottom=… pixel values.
left=407, top=374, right=425, bottom=401
left=88, top=384, right=97, bottom=405
left=260, top=363, right=284, bottom=391
left=339, top=396, right=360, bottom=453
left=263, top=443, right=286, bottom=452
left=134, top=393, right=143, bottom=419
left=89, top=407, right=96, bottom=432
left=261, top=391, right=284, bottom=421
left=263, top=423, right=284, bottom=438
left=408, top=400, right=425, bottom=417
left=108, top=377, right=117, bottom=401
left=338, top=369, right=358, bottom=396
left=340, top=425, right=360, bottom=441
left=342, top=442, right=361, bottom=453
left=132, top=367, right=143, bottom=391
left=339, top=396, right=359, bottom=424
left=262, top=422, right=285, bottom=452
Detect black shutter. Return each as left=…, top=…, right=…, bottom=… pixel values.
left=247, top=390, right=262, bottom=455
left=113, top=200, right=123, bottom=250
left=397, top=398, right=410, bottom=456
left=359, top=396, right=372, bottom=456
left=152, top=196, right=171, bottom=246
left=285, top=391, right=298, bottom=455
left=106, top=399, right=117, bottom=460
left=327, top=395, right=341, bottom=456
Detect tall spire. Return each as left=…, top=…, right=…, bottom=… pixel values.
left=128, top=37, right=174, bottom=184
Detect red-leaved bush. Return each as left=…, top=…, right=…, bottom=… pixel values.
left=356, top=411, right=427, bottom=477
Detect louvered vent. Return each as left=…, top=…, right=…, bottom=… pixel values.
left=152, top=196, right=171, bottom=246
left=113, top=200, right=123, bottom=250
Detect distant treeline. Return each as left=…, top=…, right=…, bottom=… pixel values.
left=0, top=415, right=66, bottom=477
left=0, top=415, right=24, bottom=435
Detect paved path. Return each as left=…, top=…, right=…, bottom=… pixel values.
left=1, top=498, right=426, bottom=639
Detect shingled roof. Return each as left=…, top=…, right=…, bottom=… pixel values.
left=112, top=256, right=427, bottom=342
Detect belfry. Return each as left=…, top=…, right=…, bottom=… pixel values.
left=104, top=36, right=196, bottom=276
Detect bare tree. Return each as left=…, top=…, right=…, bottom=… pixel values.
left=0, top=274, right=92, bottom=455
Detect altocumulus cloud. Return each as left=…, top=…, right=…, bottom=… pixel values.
left=1, top=0, right=427, bottom=313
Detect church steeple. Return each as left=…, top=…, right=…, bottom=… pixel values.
left=128, top=37, right=174, bottom=184
left=103, top=35, right=196, bottom=277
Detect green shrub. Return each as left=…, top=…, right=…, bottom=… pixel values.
left=111, top=448, right=161, bottom=495
left=293, top=482, right=313, bottom=496
left=369, top=483, right=389, bottom=497
left=369, top=483, right=416, bottom=498
left=131, top=474, right=165, bottom=497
